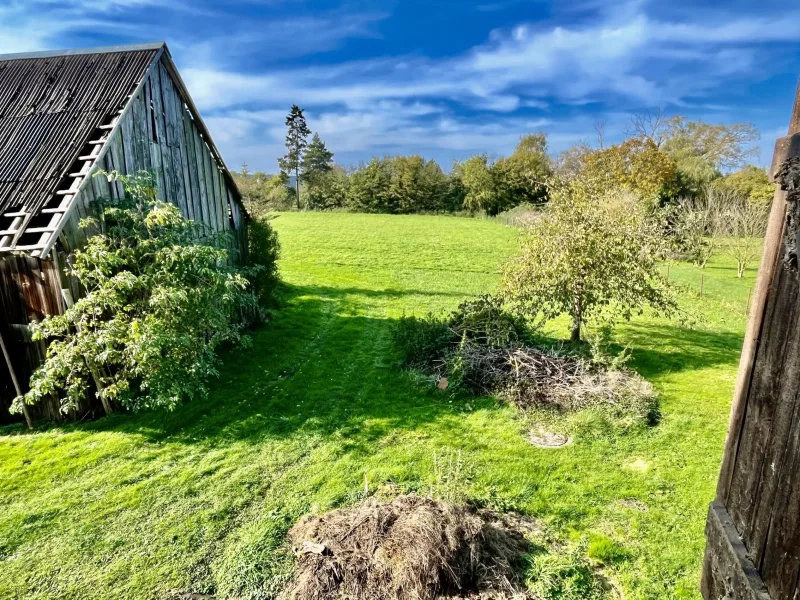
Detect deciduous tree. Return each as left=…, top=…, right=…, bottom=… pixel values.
left=461, top=155, right=497, bottom=214
left=718, top=165, right=775, bottom=205
left=503, top=180, right=678, bottom=343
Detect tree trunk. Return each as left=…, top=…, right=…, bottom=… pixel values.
left=570, top=292, right=582, bottom=343
left=738, top=261, right=745, bottom=278
left=570, top=317, right=581, bottom=343
left=295, top=167, right=301, bottom=210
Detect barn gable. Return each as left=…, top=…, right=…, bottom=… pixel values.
left=0, top=43, right=247, bottom=422
left=0, top=42, right=245, bottom=258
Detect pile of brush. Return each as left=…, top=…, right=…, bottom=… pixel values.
left=457, top=345, right=658, bottom=423
left=282, top=495, right=537, bottom=600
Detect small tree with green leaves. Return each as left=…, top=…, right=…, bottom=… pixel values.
left=461, top=154, right=497, bottom=214
left=12, top=171, right=265, bottom=416
left=278, top=105, right=311, bottom=209
left=503, top=180, right=679, bottom=343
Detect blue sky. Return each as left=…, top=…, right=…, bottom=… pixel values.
left=1, top=0, right=799, bottom=172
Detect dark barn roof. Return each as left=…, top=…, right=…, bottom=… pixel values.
left=0, top=44, right=162, bottom=252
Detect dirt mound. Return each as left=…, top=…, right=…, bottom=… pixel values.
left=282, top=495, right=537, bottom=600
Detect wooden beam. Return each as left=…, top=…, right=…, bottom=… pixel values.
left=0, top=327, right=32, bottom=429
left=716, top=123, right=800, bottom=506
left=790, top=78, right=800, bottom=137
left=701, top=502, right=771, bottom=600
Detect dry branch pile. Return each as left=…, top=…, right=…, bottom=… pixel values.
left=282, top=495, right=537, bottom=600
left=456, top=345, right=657, bottom=422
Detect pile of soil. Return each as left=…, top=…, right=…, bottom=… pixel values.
left=282, top=495, right=537, bottom=600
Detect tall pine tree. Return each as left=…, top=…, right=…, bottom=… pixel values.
left=278, top=105, right=311, bottom=209
left=301, top=133, right=334, bottom=184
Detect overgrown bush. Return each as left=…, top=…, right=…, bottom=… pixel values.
left=393, top=313, right=454, bottom=370
left=393, top=295, right=527, bottom=369
left=12, top=171, right=268, bottom=415
left=247, top=215, right=281, bottom=306
left=448, top=294, right=530, bottom=348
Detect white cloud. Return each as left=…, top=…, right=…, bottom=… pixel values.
left=2, top=0, right=798, bottom=170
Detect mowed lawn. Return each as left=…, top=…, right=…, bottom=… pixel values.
left=0, top=212, right=755, bottom=599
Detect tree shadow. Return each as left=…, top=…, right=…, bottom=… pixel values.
left=0, top=283, right=466, bottom=453
left=621, top=322, right=743, bottom=379
left=0, top=284, right=746, bottom=444
left=277, top=283, right=470, bottom=301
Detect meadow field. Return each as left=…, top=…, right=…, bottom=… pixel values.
left=0, top=212, right=756, bottom=599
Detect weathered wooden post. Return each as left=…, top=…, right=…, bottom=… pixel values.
left=701, top=81, right=800, bottom=600
left=0, top=329, right=32, bottom=429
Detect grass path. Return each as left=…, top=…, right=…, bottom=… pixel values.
left=0, top=213, right=755, bottom=599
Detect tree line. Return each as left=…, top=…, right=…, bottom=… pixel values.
left=232, top=106, right=774, bottom=221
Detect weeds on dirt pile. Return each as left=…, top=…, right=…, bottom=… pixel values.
left=394, top=296, right=659, bottom=426
left=282, top=494, right=604, bottom=600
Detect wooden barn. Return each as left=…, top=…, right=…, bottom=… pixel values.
left=0, top=42, right=247, bottom=424
left=702, top=84, right=800, bottom=599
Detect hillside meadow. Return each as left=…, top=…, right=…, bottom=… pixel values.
left=0, top=212, right=756, bottom=599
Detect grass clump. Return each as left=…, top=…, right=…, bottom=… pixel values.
left=526, top=541, right=605, bottom=600
left=212, top=517, right=295, bottom=600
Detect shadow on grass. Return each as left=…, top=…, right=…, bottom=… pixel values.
left=622, top=322, right=743, bottom=379
left=1, top=284, right=745, bottom=445
left=0, top=283, right=463, bottom=454
left=283, top=283, right=470, bottom=301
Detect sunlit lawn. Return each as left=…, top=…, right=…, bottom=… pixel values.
left=0, top=212, right=757, bottom=599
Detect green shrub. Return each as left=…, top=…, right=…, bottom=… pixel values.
left=449, top=294, right=529, bottom=348
left=13, top=171, right=266, bottom=415
left=247, top=216, right=281, bottom=306
left=393, top=313, right=455, bottom=370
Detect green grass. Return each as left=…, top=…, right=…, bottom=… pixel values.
left=0, top=212, right=757, bottom=599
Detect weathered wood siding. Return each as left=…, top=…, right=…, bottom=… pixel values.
left=702, top=86, right=800, bottom=600
left=57, top=54, right=247, bottom=261
left=0, top=255, right=68, bottom=421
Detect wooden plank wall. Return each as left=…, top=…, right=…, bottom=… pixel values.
left=58, top=55, right=247, bottom=262
left=709, top=156, right=800, bottom=600
left=0, top=255, right=67, bottom=422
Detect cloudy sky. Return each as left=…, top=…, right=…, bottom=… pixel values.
left=1, top=0, right=799, bottom=172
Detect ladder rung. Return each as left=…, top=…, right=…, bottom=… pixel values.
left=42, top=207, right=69, bottom=214
left=88, top=138, right=108, bottom=145
left=1, top=211, right=28, bottom=218
left=78, top=154, right=99, bottom=161
left=55, top=190, right=76, bottom=196
left=10, top=243, right=47, bottom=251
left=0, top=226, right=57, bottom=236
